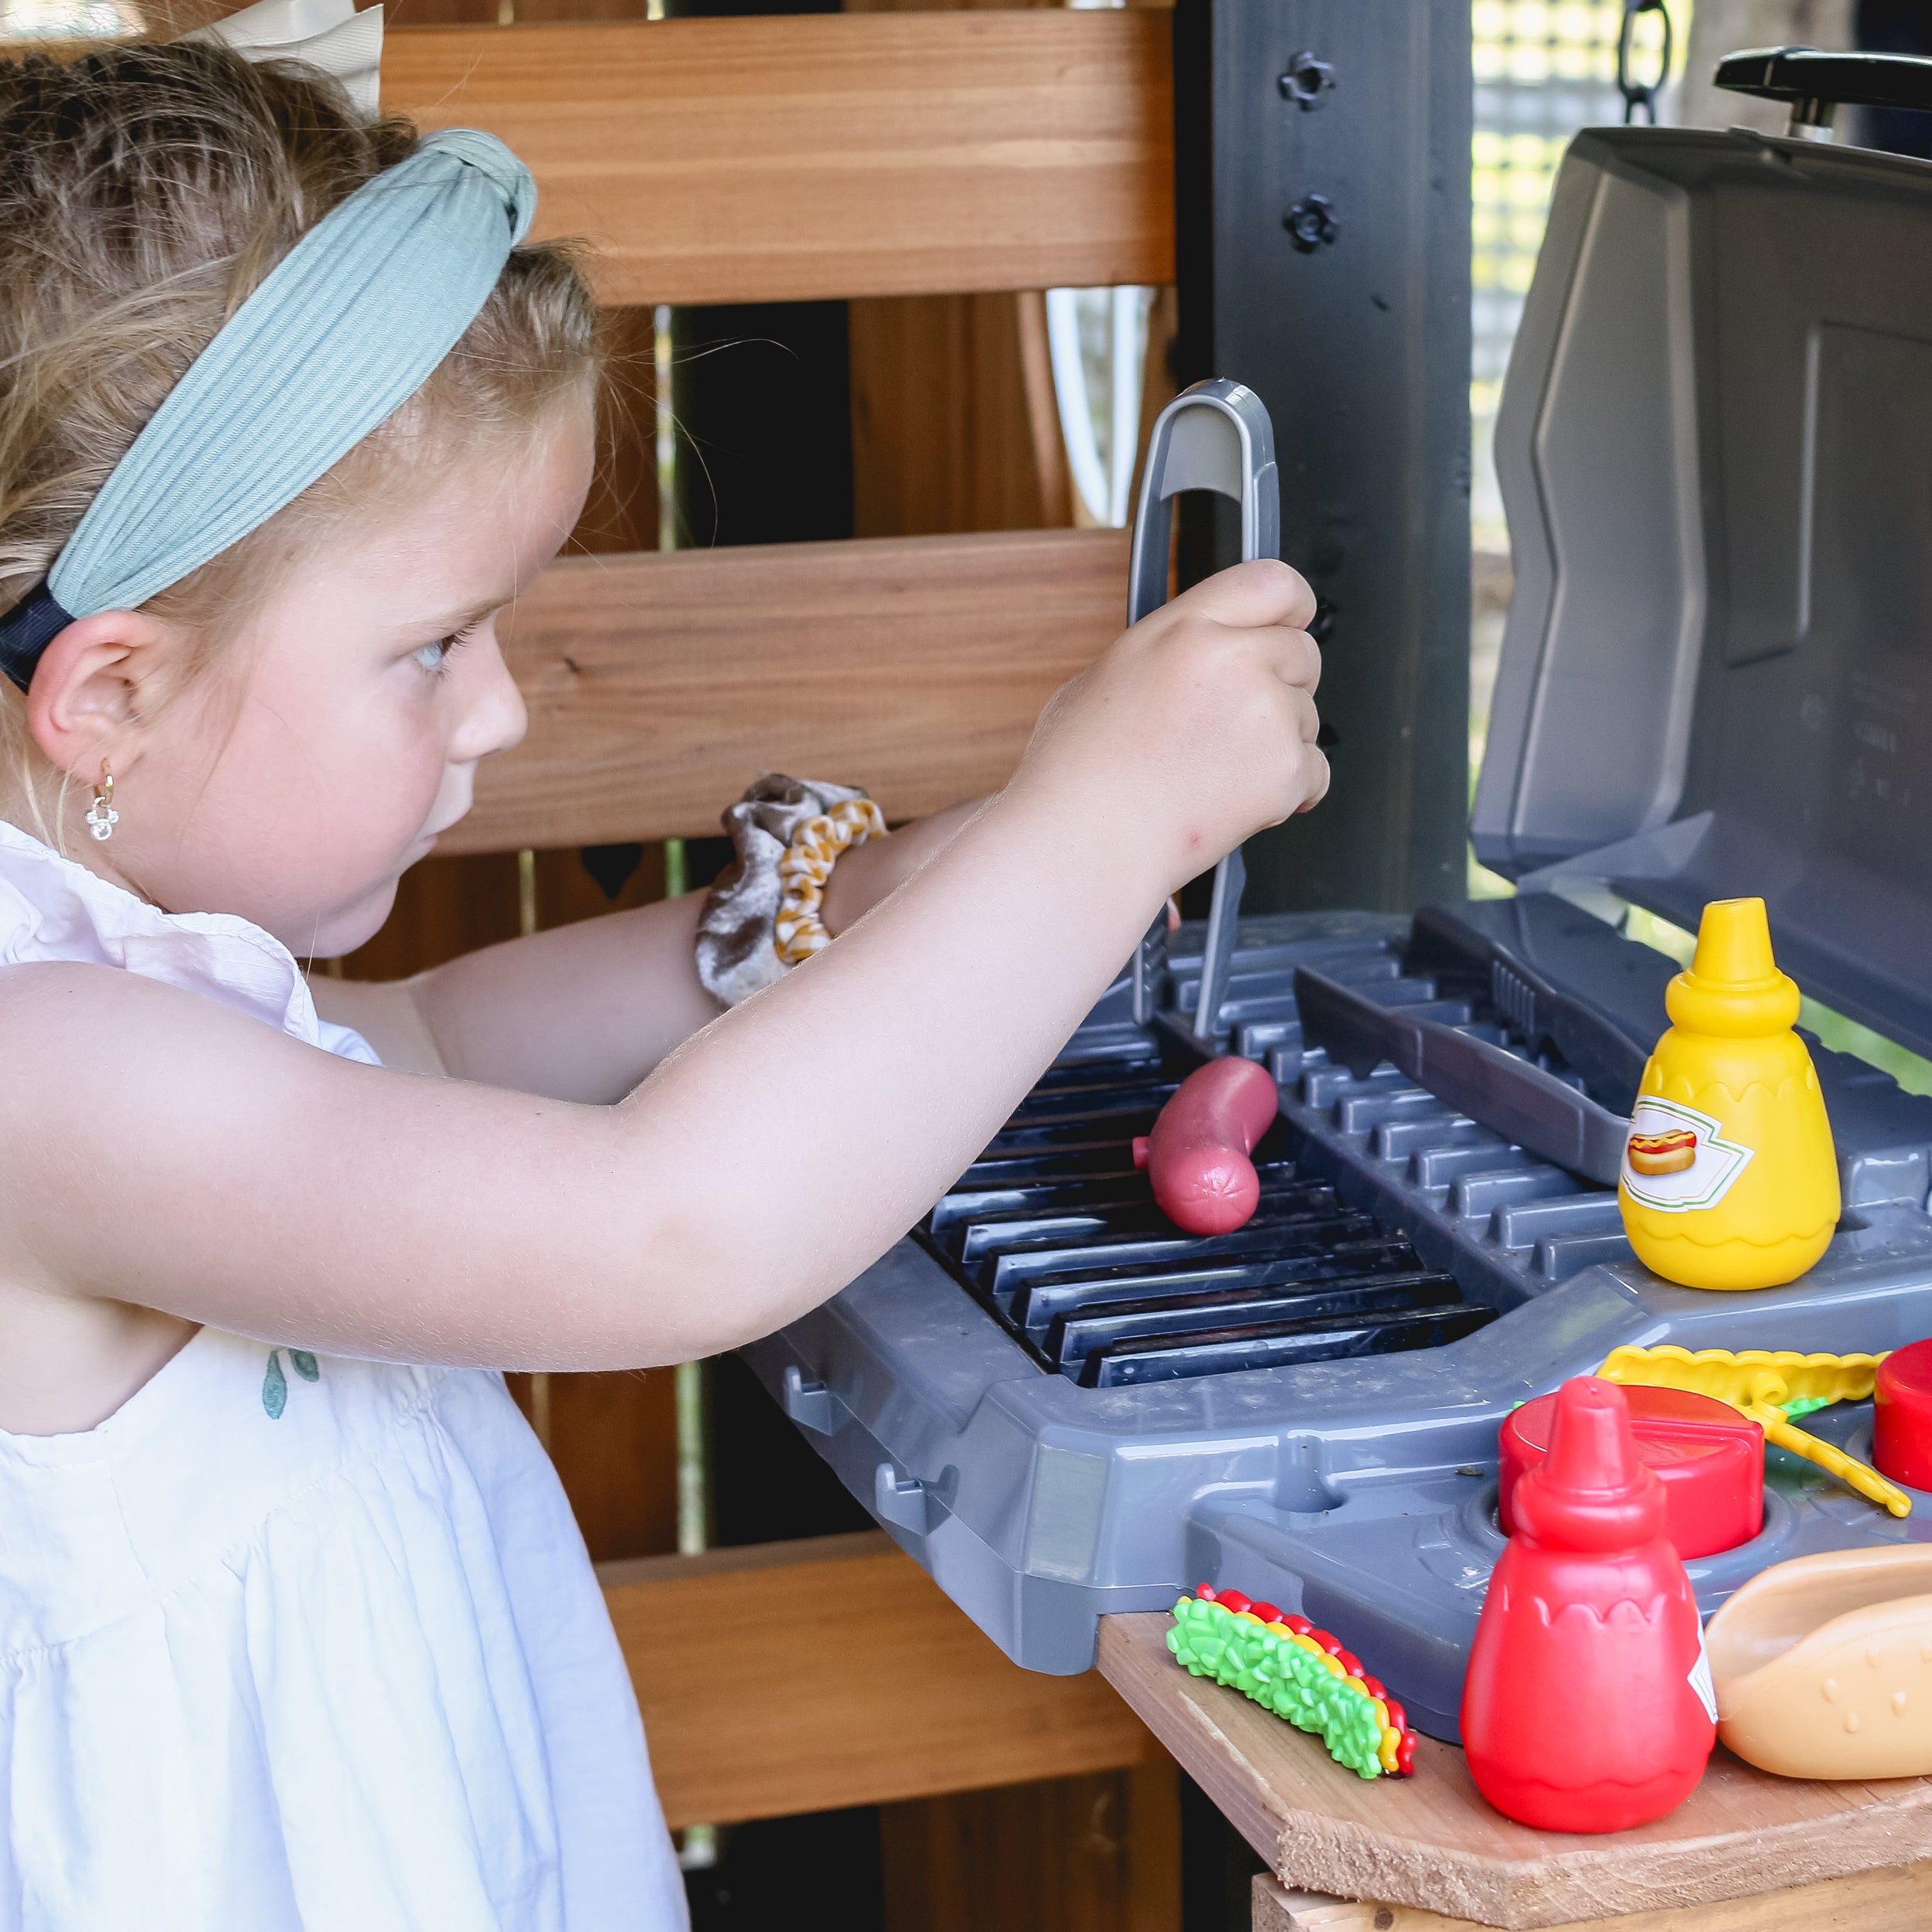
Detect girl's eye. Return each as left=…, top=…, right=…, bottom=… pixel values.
left=413, top=624, right=477, bottom=675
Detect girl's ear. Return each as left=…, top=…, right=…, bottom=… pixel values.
left=24, top=609, right=178, bottom=781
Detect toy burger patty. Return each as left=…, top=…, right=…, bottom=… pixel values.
left=1628, top=1127, right=1698, bottom=1175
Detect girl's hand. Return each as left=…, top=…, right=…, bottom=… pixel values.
left=1010, top=559, right=1328, bottom=899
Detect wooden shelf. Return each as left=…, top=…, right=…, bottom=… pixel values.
left=601, top=1532, right=1155, bottom=1830
left=1098, top=1610, right=1932, bottom=1931
left=384, top=9, right=1174, bottom=308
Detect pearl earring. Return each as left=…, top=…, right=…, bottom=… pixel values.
left=84, top=765, right=118, bottom=842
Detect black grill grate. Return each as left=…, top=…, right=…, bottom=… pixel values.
left=920, top=1058, right=1495, bottom=1385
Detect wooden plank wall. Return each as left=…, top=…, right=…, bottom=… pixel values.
left=447, top=526, right=1129, bottom=851
left=383, top=10, right=1173, bottom=305
left=851, top=288, right=1074, bottom=536
left=881, top=1760, right=1182, bottom=1932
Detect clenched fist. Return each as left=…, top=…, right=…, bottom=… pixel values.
left=1010, top=559, right=1329, bottom=900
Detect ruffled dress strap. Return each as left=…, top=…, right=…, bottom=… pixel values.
left=0, top=815, right=379, bottom=1060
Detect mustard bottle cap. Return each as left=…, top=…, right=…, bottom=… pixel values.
left=1664, top=897, right=1801, bottom=1036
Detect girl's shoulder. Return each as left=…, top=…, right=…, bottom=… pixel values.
left=0, top=817, right=376, bottom=1063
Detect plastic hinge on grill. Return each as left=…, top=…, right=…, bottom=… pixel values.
left=782, top=1365, right=837, bottom=1434
left=875, top=1464, right=942, bottom=1536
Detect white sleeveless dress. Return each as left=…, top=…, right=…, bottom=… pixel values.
left=0, top=820, right=689, bottom=1932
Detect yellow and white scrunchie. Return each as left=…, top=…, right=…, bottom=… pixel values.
left=774, top=798, right=887, bottom=964
left=695, top=774, right=887, bottom=1006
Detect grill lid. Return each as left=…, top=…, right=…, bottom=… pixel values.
left=1474, top=105, right=1932, bottom=1060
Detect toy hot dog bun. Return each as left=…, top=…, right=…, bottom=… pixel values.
left=1628, top=1127, right=1698, bottom=1175
left=1707, top=1546, right=1932, bottom=1780
left=1131, top=1056, right=1279, bottom=1236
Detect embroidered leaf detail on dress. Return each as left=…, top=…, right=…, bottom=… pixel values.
left=262, top=1349, right=287, bottom=1419
left=290, top=1350, right=320, bottom=1383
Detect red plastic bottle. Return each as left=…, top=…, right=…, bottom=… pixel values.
left=1461, top=1376, right=1716, bottom=1833
left=1873, top=1338, right=1932, bottom=1491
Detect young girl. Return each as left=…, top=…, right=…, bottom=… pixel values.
left=0, top=32, right=1327, bottom=1932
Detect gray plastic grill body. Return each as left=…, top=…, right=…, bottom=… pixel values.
left=745, top=903, right=1932, bottom=1745
left=747, top=127, right=1932, bottom=1742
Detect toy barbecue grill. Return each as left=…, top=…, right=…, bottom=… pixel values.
left=742, top=49, right=1932, bottom=1743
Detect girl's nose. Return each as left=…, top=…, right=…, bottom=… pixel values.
left=449, top=628, right=529, bottom=764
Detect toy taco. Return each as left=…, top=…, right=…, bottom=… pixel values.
left=1706, top=1546, right=1932, bottom=1779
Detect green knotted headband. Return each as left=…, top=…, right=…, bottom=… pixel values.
left=0, top=126, right=536, bottom=691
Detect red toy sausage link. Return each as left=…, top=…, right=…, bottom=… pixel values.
left=1131, top=1056, right=1281, bottom=1236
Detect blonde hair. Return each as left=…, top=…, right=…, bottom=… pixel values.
left=0, top=39, right=599, bottom=828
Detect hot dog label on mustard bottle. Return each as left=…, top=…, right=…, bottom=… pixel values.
left=1617, top=897, right=1838, bottom=1293
left=1621, top=1098, right=1753, bottom=1211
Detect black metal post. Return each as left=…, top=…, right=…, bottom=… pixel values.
left=1174, top=0, right=1472, bottom=916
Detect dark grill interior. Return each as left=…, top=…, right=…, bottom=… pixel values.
left=920, top=1056, right=1495, bottom=1386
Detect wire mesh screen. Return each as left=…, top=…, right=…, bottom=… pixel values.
left=1471, top=2, right=1688, bottom=553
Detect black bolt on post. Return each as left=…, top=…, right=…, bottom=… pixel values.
left=1279, top=49, right=1337, bottom=109
left=1172, top=0, right=1472, bottom=917
left=1283, top=193, right=1340, bottom=253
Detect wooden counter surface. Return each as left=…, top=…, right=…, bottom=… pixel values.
left=1097, top=1609, right=1932, bottom=1930
left=1250, top=1862, right=1932, bottom=1932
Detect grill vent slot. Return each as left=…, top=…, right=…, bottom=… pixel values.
left=1491, top=961, right=1536, bottom=1036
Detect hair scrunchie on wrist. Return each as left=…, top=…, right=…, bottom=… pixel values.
left=696, top=775, right=885, bottom=1007
left=774, top=797, right=886, bottom=964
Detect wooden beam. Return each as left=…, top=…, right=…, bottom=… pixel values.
left=383, top=9, right=1174, bottom=307
left=452, top=526, right=1129, bottom=854
left=599, top=1531, right=1154, bottom=1830
left=1099, top=1610, right=1932, bottom=1931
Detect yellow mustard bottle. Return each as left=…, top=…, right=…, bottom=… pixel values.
left=1618, top=897, right=1838, bottom=1291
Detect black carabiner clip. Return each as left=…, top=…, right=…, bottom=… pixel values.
left=1617, top=0, right=1675, bottom=125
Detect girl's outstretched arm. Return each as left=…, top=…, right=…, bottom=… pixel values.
left=311, top=802, right=981, bottom=1101
left=0, top=563, right=1325, bottom=1372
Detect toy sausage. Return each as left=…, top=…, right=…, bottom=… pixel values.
left=1628, top=1127, right=1697, bottom=1175
left=1132, top=1056, right=1281, bottom=1235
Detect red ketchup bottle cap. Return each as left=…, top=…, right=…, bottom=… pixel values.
left=1500, top=1383, right=1763, bottom=1559
left=1510, top=1377, right=1665, bottom=1552
left=1875, top=1340, right=1932, bottom=1492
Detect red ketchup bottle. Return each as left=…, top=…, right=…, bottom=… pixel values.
left=1461, top=1376, right=1716, bottom=1833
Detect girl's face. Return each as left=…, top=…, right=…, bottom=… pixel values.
left=71, top=408, right=594, bottom=959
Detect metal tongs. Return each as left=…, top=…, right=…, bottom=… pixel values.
left=1121, top=383, right=1635, bottom=1187
left=1124, top=379, right=1280, bottom=1046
